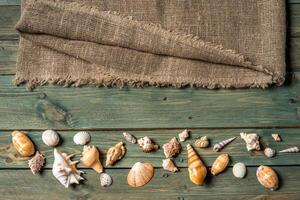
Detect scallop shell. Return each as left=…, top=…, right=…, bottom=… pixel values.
left=272, top=133, right=281, bottom=142
left=279, top=146, right=299, bottom=153
left=264, top=147, right=276, bottom=158
left=162, top=137, right=181, bottom=158
left=211, top=154, right=230, bottom=175
left=42, top=130, right=60, bottom=147
left=123, top=132, right=137, bottom=144
left=81, top=145, right=103, bottom=173
left=162, top=159, right=178, bottom=173
left=52, top=148, right=84, bottom=188
left=106, top=142, right=126, bottom=166
left=127, top=162, right=154, bottom=187
left=194, top=136, right=209, bottom=148
left=28, top=151, right=45, bottom=174
left=100, top=173, right=113, bottom=187
left=187, top=144, right=207, bottom=185
left=12, top=131, right=35, bottom=157
left=240, top=132, right=261, bottom=151
left=137, top=136, right=159, bottom=153
left=232, top=162, right=246, bottom=178
left=213, top=137, right=236, bottom=152
left=73, top=131, right=90, bottom=145
left=178, top=129, right=189, bottom=142
left=256, top=165, right=279, bottom=191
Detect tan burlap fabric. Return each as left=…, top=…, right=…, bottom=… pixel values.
left=15, top=0, right=286, bottom=90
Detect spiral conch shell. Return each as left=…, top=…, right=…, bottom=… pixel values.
left=81, top=145, right=103, bottom=173
left=194, top=136, right=209, bottom=148
left=240, top=132, right=261, bottom=151
left=12, top=131, right=35, bottom=157
left=213, top=137, right=236, bottom=152
left=162, top=158, right=178, bottom=173
left=162, top=137, right=181, bottom=158
left=211, top=154, right=230, bottom=175
left=52, top=148, right=84, bottom=188
left=127, top=162, right=154, bottom=187
left=187, top=144, right=207, bottom=185
left=256, top=165, right=279, bottom=191
left=106, top=142, right=126, bottom=166
left=137, top=136, right=159, bottom=153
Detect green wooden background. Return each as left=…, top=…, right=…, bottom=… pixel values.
left=0, top=1, right=300, bottom=199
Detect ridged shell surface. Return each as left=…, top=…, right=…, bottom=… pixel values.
left=211, top=154, right=230, bottom=175
left=12, top=131, right=35, bottom=157
left=232, top=162, right=246, bottom=178
left=42, top=130, right=60, bottom=147
left=264, top=148, right=276, bottom=158
left=256, top=165, right=279, bottom=191
left=162, top=137, right=181, bottom=158
left=187, top=144, right=207, bottom=185
left=100, top=173, right=113, bottom=187
left=194, top=136, right=209, bottom=148
left=73, top=131, right=90, bottom=145
left=81, top=145, right=103, bottom=173
left=127, top=162, right=154, bottom=187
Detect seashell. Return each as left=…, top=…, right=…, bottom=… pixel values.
left=187, top=144, right=207, bottom=185
left=52, top=148, right=84, bottom=188
left=81, top=145, right=103, bottom=173
left=211, top=154, right=230, bottom=175
left=162, top=137, right=181, bottom=158
left=194, top=136, right=209, bottom=148
left=73, top=131, right=90, bottom=145
left=12, top=131, right=35, bottom=157
left=162, top=158, right=178, bottom=173
left=106, top=142, right=126, bottom=166
left=127, top=162, right=154, bottom=187
left=100, top=173, right=113, bottom=187
left=240, top=132, right=261, bottom=151
left=232, top=162, right=246, bottom=178
left=42, top=130, right=60, bottom=147
left=28, top=151, right=45, bottom=174
left=178, top=129, right=189, bottom=142
left=279, top=146, right=299, bottom=153
left=272, top=133, right=281, bottom=142
left=122, top=132, right=137, bottom=144
left=256, top=165, right=279, bottom=191
left=137, top=136, right=159, bottom=153
left=213, top=137, right=236, bottom=152
left=264, top=147, right=276, bottom=158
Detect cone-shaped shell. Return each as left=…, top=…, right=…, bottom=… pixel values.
left=213, top=137, right=236, bottom=152
left=211, top=154, right=230, bottom=175
left=256, top=165, right=279, bottom=191
left=81, top=145, right=103, bottom=173
left=127, top=162, right=154, bottom=187
left=187, top=144, right=207, bottom=185
left=12, top=131, right=35, bottom=157
left=279, top=146, right=299, bottom=153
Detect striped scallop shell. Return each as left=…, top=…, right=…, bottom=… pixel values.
left=73, top=131, right=91, bottom=145
left=256, top=165, right=279, bottom=191
left=127, top=162, right=154, bottom=187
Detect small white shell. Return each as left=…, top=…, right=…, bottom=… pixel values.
left=73, top=131, right=91, bottom=145
left=123, top=132, right=137, bottom=144
left=232, top=162, right=246, bottom=178
left=264, top=148, right=276, bottom=158
left=42, top=130, right=60, bottom=147
left=178, top=129, right=189, bottom=142
left=100, top=173, right=113, bottom=187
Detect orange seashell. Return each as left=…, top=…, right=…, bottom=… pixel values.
left=256, top=165, right=279, bottom=191
left=106, top=142, right=126, bottom=166
left=211, top=154, right=230, bottom=175
left=12, top=131, right=35, bottom=157
left=127, top=162, right=154, bottom=187
left=81, top=146, right=103, bottom=173
left=187, top=144, right=207, bottom=185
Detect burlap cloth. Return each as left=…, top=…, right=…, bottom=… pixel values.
left=15, top=0, right=286, bottom=90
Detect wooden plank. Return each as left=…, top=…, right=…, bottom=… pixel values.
left=0, top=167, right=299, bottom=200
left=0, top=129, right=300, bottom=168
left=0, top=75, right=300, bottom=129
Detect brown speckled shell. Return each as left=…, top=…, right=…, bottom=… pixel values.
left=256, top=165, right=279, bottom=191
left=127, top=162, right=154, bottom=187
left=12, top=131, right=35, bottom=157
left=211, top=154, right=230, bottom=175
left=187, top=144, right=207, bottom=185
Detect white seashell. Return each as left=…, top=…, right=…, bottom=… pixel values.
left=100, top=173, right=113, bottom=187
left=42, top=130, right=60, bottom=147
left=213, top=137, right=236, bottom=152
left=232, top=162, right=246, bottom=178
left=264, top=148, right=276, bottom=158
left=240, top=132, right=261, bottom=151
left=123, top=132, right=137, bottom=144
left=279, top=146, right=299, bottom=153
left=52, top=148, right=84, bottom=188
left=73, top=131, right=91, bottom=145
left=137, top=136, right=159, bottom=153
left=271, top=133, right=281, bottom=142
left=162, top=159, right=178, bottom=173
left=178, top=129, right=189, bottom=142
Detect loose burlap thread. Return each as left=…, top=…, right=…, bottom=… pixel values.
left=15, top=0, right=286, bottom=90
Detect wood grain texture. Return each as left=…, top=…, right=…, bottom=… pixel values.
left=0, top=167, right=299, bottom=200
left=0, top=129, right=299, bottom=168
left=0, top=75, right=299, bottom=129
